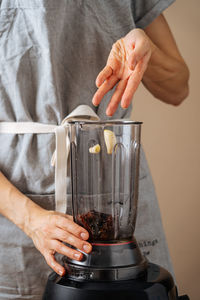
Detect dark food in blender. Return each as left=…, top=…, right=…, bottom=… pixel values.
left=77, top=210, right=114, bottom=241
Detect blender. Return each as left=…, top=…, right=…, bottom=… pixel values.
left=43, top=120, right=188, bottom=300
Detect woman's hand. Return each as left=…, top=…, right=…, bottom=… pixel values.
left=0, top=172, right=92, bottom=277
left=92, top=29, right=152, bottom=116
left=26, top=208, right=92, bottom=276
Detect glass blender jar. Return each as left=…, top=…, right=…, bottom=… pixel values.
left=43, top=120, right=179, bottom=300
left=63, top=120, right=147, bottom=281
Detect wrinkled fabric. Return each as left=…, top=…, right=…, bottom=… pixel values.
left=0, top=0, right=175, bottom=298
left=0, top=195, right=54, bottom=300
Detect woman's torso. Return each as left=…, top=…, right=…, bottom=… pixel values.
left=0, top=0, right=136, bottom=195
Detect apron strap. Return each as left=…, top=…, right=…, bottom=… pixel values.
left=0, top=105, right=100, bottom=213
left=55, top=125, right=68, bottom=212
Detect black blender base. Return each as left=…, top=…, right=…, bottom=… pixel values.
left=43, top=263, right=180, bottom=300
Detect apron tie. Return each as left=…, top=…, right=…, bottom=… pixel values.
left=0, top=105, right=100, bottom=213
left=54, top=125, right=68, bottom=212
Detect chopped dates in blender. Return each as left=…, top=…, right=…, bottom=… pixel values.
left=77, top=210, right=114, bottom=241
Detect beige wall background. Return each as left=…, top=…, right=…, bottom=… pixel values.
left=131, top=0, right=200, bottom=299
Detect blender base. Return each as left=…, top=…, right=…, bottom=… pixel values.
left=43, top=263, right=179, bottom=300
left=64, top=239, right=148, bottom=281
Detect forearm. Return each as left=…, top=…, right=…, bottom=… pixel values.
left=142, top=41, right=189, bottom=105
left=0, top=171, right=43, bottom=236
left=142, top=14, right=189, bottom=106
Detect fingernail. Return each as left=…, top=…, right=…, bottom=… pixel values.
left=106, top=110, right=112, bottom=116
left=74, top=253, right=82, bottom=260
left=59, top=270, right=64, bottom=276
left=121, top=103, right=128, bottom=109
left=92, top=103, right=99, bottom=107
left=80, top=232, right=88, bottom=240
left=83, top=244, right=91, bottom=253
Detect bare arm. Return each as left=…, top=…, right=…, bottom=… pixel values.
left=0, top=171, right=91, bottom=275
left=143, top=14, right=189, bottom=105
left=92, top=14, right=189, bottom=115
left=0, top=171, right=37, bottom=232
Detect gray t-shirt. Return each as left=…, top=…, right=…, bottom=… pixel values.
left=0, top=0, right=174, bottom=195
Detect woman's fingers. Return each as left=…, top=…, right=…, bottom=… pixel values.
left=121, top=53, right=150, bottom=108
left=93, top=55, right=149, bottom=114
left=44, top=251, right=66, bottom=276
left=121, top=67, right=142, bottom=108
left=50, top=240, right=83, bottom=261
left=56, top=212, right=73, bottom=221
left=95, top=65, right=113, bottom=88
left=92, top=75, right=118, bottom=107
left=55, top=215, right=89, bottom=241
left=92, top=29, right=152, bottom=112
left=106, top=79, right=128, bottom=116
left=30, top=211, right=93, bottom=276
left=52, top=227, right=92, bottom=254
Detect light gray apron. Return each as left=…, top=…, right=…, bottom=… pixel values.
left=0, top=0, right=175, bottom=299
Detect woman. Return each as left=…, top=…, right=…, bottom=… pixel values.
left=0, top=0, right=189, bottom=299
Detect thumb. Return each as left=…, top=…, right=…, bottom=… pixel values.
left=127, top=35, right=151, bottom=70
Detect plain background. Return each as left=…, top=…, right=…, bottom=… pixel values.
left=131, top=0, right=200, bottom=299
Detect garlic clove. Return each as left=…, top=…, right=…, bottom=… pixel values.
left=89, top=144, right=101, bottom=154
left=104, top=129, right=117, bottom=154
